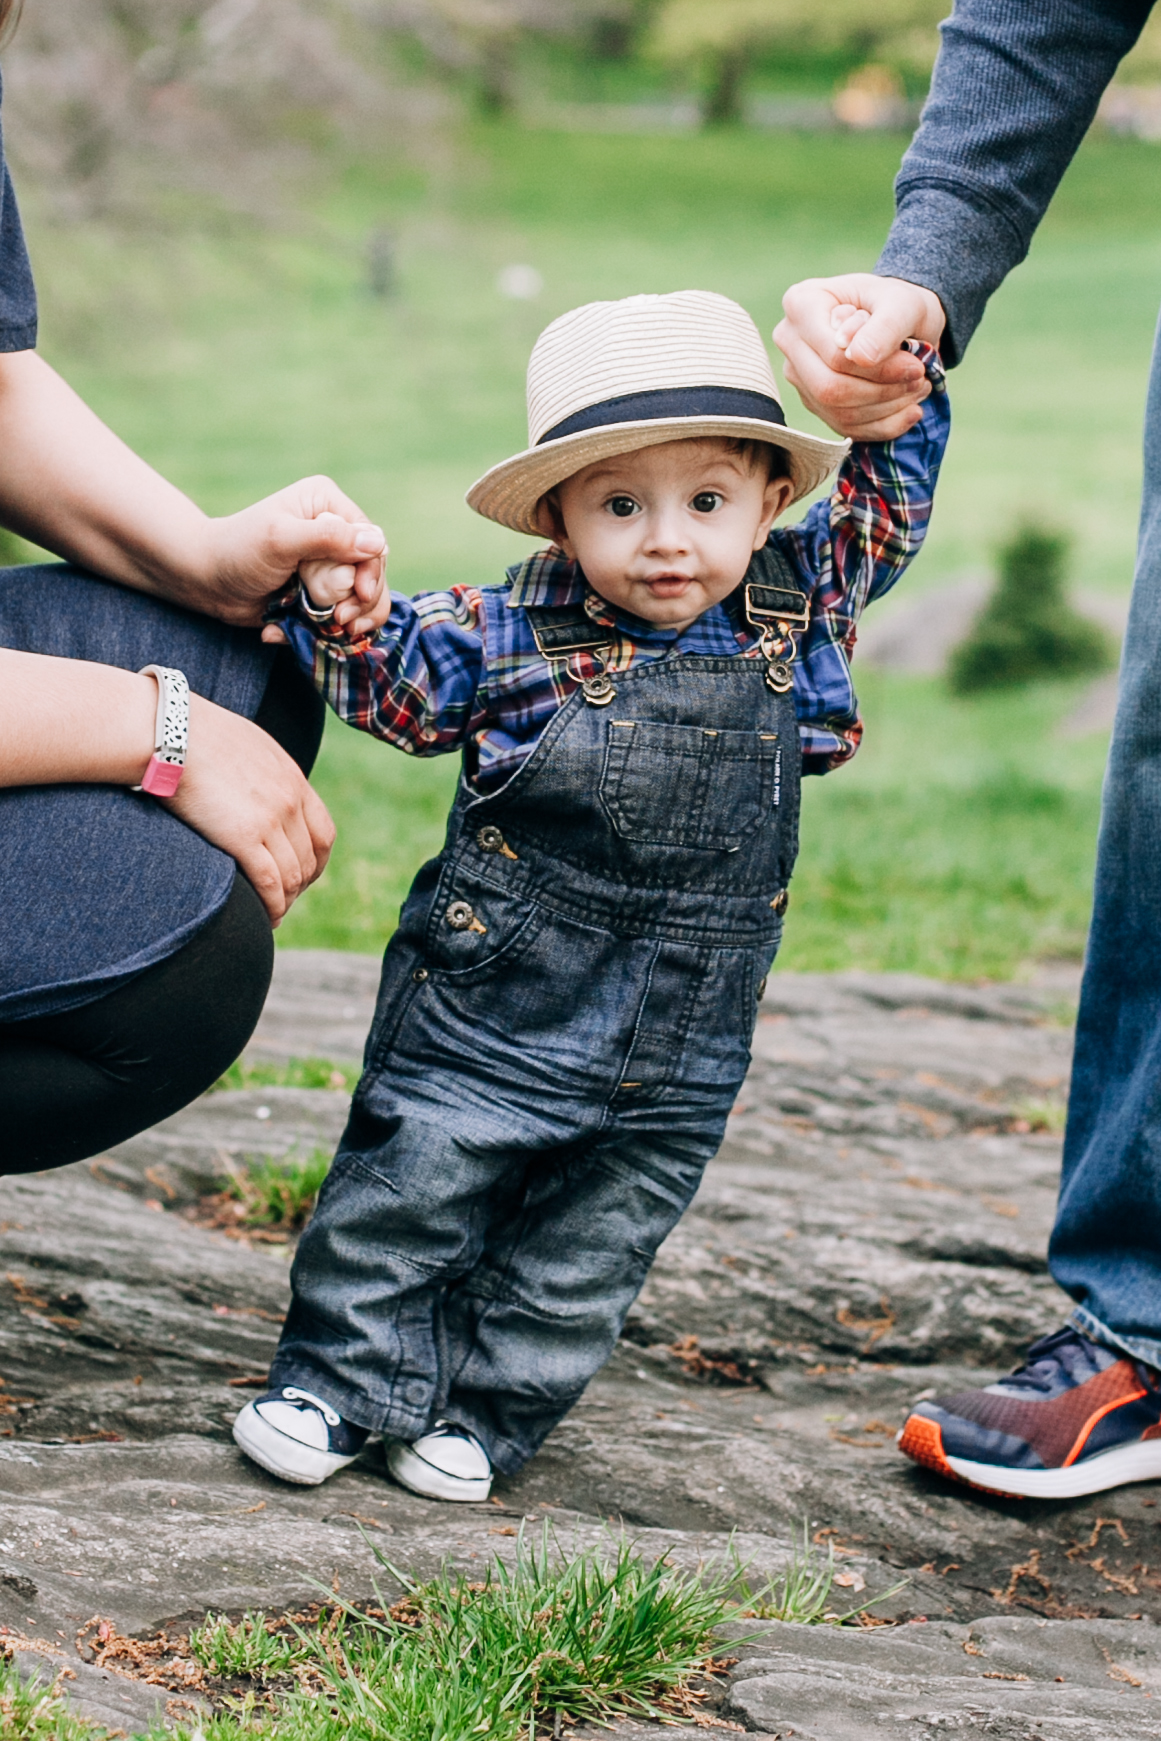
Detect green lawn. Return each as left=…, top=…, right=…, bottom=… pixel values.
left=18, top=121, right=1160, bottom=976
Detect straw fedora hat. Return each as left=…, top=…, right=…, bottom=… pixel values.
left=466, top=290, right=848, bottom=537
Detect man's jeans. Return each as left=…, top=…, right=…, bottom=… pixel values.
left=1051, top=308, right=1161, bottom=1368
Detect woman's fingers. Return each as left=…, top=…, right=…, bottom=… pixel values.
left=169, top=696, right=335, bottom=923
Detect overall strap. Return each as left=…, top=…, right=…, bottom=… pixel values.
left=737, top=543, right=811, bottom=696
left=524, top=603, right=614, bottom=659
left=524, top=602, right=617, bottom=707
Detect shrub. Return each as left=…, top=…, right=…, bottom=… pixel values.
left=947, top=525, right=1112, bottom=693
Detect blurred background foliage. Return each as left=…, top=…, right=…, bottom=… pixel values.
left=3, top=0, right=1158, bottom=978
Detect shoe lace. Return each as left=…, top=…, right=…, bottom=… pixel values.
left=281, top=1386, right=341, bottom=1427
left=1000, top=1326, right=1110, bottom=1397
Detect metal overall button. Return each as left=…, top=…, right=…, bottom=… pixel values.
left=445, top=899, right=487, bottom=934
left=770, top=889, right=790, bottom=916
left=476, top=825, right=517, bottom=859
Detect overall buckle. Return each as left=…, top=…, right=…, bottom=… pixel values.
left=744, top=582, right=810, bottom=695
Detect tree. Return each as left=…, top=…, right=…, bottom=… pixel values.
left=647, top=0, right=947, bottom=125
left=947, top=527, right=1112, bottom=694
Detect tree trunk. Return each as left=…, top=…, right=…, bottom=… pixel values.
left=703, top=45, right=747, bottom=126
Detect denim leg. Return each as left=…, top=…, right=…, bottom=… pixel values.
left=1050, top=305, right=1161, bottom=1367
left=441, top=1119, right=721, bottom=1474
left=268, top=1110, right=536, bottom=1437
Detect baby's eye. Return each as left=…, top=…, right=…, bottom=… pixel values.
left=691, top=491, right=723, bottom=514
left=606, top=496, right=639, bottom=519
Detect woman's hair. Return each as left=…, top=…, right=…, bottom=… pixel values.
left=0, top=0, right=21, bottom=45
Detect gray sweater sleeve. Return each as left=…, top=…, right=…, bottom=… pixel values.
left=876, top=0, right=1152, bottom=364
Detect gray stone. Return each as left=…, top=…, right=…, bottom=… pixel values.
left=3, top=956, right=1160, bottom=1734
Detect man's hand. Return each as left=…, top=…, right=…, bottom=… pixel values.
left=168, top=695, right=336, bottom=925
left=774, top=274, right=946, bottom=441
left=201, top=475, right=387, bottom=629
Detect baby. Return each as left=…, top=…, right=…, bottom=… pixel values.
left=237, top=290, right=949, bottom=1500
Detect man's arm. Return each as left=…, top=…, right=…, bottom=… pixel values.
left=0, top=349, right=386, bottom=629
left=776, top=0, right=1152, bottom=436
left=879, top=0, right=1152, bottom=364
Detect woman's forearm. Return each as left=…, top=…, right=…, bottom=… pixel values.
left=0, top=350, right=216, bottom=605
left=0, top=647, right=156, bottom=787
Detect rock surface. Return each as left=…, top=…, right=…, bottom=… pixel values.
left=4, top=952, right=1161, bottom=1736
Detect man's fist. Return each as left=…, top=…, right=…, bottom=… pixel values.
left=774, top=274, right=946, bottom=441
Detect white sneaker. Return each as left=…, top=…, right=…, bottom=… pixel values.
left=386, top=1420, right=492, bottom=1502
left=233, top=1386, right=370, bottom=1486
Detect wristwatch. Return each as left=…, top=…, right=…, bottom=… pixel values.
left=133, top=664, right=189, bottom=797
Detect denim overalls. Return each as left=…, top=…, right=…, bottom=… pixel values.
left=271, top=586, right=803, bottom=1474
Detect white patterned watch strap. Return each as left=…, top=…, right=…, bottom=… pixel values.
left=138, top=664, right=190, bottom=765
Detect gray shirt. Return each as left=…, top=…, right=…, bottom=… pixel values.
left=877, top=0, right=1153, bottom=363
left=0, top=68, right=36, bottom=353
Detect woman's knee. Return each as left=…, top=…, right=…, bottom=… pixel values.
left=0, top=872, right=274, bottom=1171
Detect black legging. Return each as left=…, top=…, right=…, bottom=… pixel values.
left=0, top=649, right=325, bottom=1173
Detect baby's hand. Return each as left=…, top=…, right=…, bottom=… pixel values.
left=282, top=516, right=391, bottom=644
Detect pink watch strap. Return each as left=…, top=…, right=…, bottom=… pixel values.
left=139, top=753, right=185, bottom=798
left=131, top=665, right=189, bottom=796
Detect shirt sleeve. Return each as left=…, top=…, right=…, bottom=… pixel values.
left=875, top=0, right=1151, bottom=363
left=275, top=585, right=489, bottom=757
left=777, top=342, right=950, bottom=772
left=0, top=72, right=38, bottom=353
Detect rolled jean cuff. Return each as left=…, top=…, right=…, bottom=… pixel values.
left=265, top=1362, right=429, bottom=1441
left=1070, top=1304, right=1161, bottom=1372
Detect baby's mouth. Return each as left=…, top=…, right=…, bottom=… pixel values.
left=642, top=573, right=694, bottom=595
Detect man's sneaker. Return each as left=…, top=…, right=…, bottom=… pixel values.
left=899, top=1326, right=1161, bottom=1499
left=386, top=1421, right=492, bottom=1502
left=233, top=1386, right=370, bottom=1486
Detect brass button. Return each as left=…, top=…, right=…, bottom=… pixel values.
left=771, top=889, right=790, bottom=917
left=445, top=900, right=475, bottom=930
left=476, top=826, right=505, bottom=853
left=412, top=967, right=429, bottom=984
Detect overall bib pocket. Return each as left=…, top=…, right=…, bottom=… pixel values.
left=600, top=720, right=781, bottom=851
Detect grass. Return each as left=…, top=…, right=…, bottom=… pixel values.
left=4, top=1527, right=897, bottom=1740
left=17, top=120, right=1161, bottom=976
left=0, top=1655, right=115, bottom=1740
left=217, top=1149, right=332, bottom=1231
left=211, top=1057, right=359, bottom=1095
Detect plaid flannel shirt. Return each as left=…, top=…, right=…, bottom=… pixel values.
left=277, top=346, right=948, bottom=788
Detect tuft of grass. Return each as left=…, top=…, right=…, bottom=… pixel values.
left=219, top=1150, right=332, bottom=1231
left=733, top=1523, right=907, bottom=1626
left=1011, top=1095, right=1068, bottom=1135
left=0, top=1654, right=114, bottom=1741
left=189, top=1612, right=313, bottom=1679
left=210, top=1057, right=358, bottom=1095
left=314, top=1523, right=753, bottom=1737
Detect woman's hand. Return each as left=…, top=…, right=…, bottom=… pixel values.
left=202, top=476, right=387, bottom=632
left=774, top=273, right=946, bottom=441
left=167, top=695, right=335, bottom=925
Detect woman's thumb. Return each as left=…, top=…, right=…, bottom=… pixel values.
left=281, top=510, right=385, bottom=565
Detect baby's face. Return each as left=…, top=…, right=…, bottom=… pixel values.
left=549, top=438, right=793, bottom=631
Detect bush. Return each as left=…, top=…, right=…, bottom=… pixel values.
left=947, top=525, right=1112, bottom=693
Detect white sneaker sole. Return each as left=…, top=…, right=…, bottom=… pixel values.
left=386, top=1440, right=492, bottom=1502
left=948, top=1439, right=1161, bottom=1499
left=232, top=1403, right=360, bottom=1487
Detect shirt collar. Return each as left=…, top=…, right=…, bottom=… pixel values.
left=504, top=546, right=754, bottom=648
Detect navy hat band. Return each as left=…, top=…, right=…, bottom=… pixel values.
left=537, top=385, right=788, bottom=446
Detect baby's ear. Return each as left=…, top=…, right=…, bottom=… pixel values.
left=534, top=491, right=566, bottom=544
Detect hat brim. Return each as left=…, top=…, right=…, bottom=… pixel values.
left=466, top=415, right=850, bottom=536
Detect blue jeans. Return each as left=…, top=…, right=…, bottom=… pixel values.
left=1052, top=310, right=1161, bottom=1368
left=270, top=647, right=800, bottom=1471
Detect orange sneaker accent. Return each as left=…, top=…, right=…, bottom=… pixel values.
left=898, top=1413, right=955, bottom=1477
left=1062, top=1379, right=1147, bottom=1466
